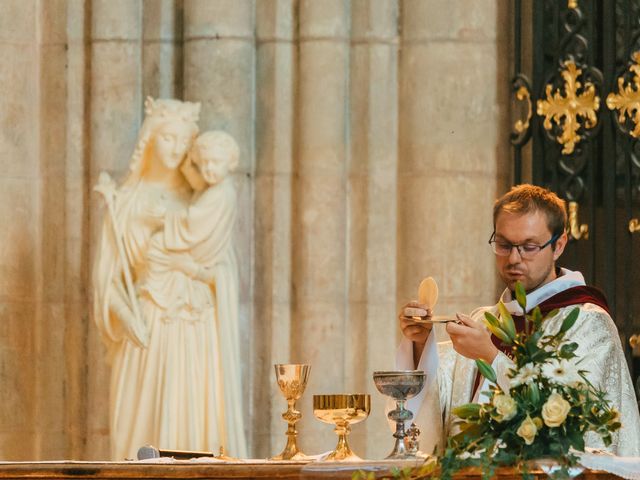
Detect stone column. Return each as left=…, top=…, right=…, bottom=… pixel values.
left=182, top=0, right=256, bottom=454
left=88, top=0, right=143, bottom=459
left=398, top=0, right=504, bottom=323
left=347, top=0, right=399, bottom=459
left=64, top=0, right=92, bottom=460
left=143, top=0, right=183, bottom=98
left=36, top=0, right=72, bottom=460
left=254, top=0, right=296, bottom=459
left=0, top=0, right=41, bottom=459
left=292, top=0, right=350, bottom=454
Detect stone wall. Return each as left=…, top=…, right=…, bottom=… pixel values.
left=0, top=0, right=511, bottom=460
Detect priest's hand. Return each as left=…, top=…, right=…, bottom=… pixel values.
left=446, top=313, right=498, bottom=363
left=399, top=301, right=432, bottom=368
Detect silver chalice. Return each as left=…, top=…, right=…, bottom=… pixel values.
left=373, top=370, right=426, bottom=459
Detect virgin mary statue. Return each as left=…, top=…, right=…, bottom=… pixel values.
left=93, top=98, right=247, bottom=460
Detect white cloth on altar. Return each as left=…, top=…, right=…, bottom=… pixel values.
left=396, top=268, right=640, bottom=457
left=578, top=449, right=640, bottom=480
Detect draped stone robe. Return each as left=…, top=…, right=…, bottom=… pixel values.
left=396, top=269, right=640, bottom=456
left=94, top=176, right=246, bottom=460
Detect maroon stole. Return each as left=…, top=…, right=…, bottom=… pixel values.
left=471, top=285, right=610, bottom=396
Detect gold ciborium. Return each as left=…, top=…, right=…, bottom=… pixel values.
left=271, top=364, right=311, bottom=460
left=313, top=394, right=370, bottom=461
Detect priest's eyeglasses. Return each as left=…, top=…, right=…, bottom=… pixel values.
left=488, top=232, right=561, bottom=259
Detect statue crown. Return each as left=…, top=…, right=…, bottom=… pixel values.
left=144, top=96, right=201, bottom=123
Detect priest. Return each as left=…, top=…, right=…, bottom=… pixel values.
left=397, top=184, right=640, bottom=456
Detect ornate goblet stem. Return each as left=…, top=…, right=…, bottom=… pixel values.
left=271, top=364, right=310, bottom=461
left=278, top=399, right=302, bottom=459
left=328, top=421, right=355, bottom=461
left=388, top=399, right=414, bottom=457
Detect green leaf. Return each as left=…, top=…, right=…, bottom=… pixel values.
left=528, top=382, right=540, bottom=404
left=452, top=403, right=481, bottom=419
left=459, top=422, right=484, bottom=439
left=544, top=308, right=559, bottom=321
left=484, top=311, right=501, bottom=329
left=351, top=470, right=372, bottom=480
left=515, top=281, right=527, bottom=310
left=529, top=331, right=543, bottom=348
left=482, top=315, right=512, bottom=343
left=559, top=342, right=579, bottom=358
left=560, top=307, right=580, bottom=333
left=497, top=302, right=517, bottom=340
left=531, top=307, right=543, bottom=329
left=529, top=349, right=550, bottom=363
left=476, top=358, right=497, bottom=383
left=567, top=428, right=585, bottom=451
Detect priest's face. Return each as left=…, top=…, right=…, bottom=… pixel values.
left=494, top=210, right=567, bottom=293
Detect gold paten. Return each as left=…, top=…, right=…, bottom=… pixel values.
left=629, top=218, right=640, bottom=233
left=606, top=52, right=640, bottom=138
left=313, top=394, right=370, bottom=461
left=568, top=201, right=589, bottom=240
left=271, top=364, right=311, bottom=461
left=514, top=85, right=533, bottom=134
left=537, top=60, right=600, bottom=155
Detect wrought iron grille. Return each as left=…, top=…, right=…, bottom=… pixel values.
left=511, top=0, right=640, bottom=380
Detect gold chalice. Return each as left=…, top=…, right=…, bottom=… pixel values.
left=313, top=394, right=370, bottom=461
left=271, top=364, right=311, bottom=460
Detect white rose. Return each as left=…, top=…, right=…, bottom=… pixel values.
left=542, top=392, right=571, bottom=427
left=516, top=415, right=538, bottom=445
left=492, top=394, right=517, bottom=422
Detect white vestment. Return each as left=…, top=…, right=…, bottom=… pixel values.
left=397, top=269, right=640, bottom=456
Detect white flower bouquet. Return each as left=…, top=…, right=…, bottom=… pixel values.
left=438, top=282, right=621, bottom=480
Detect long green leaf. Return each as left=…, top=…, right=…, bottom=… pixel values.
left=497, top=302, right=517, bottom=341
left=482, top=318, right=512, bottom=344
left=528, top=382, right=540, bottom=404
left=531, top=307, right=543, bottom=329
left=515, top=281, right=527, bottom=311
left=452, top=403, right=481, bottom=419
left=484, top=311, right=501, bottom=329
left=560, top=307, right=580, bottom=333
left=476, top=358, right=497, bottom=383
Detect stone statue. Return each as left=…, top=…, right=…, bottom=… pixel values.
left=93, top=98, right=246, bottom=460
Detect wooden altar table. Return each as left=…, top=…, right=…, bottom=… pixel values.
left=0, top=462, right=623, bottom=480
